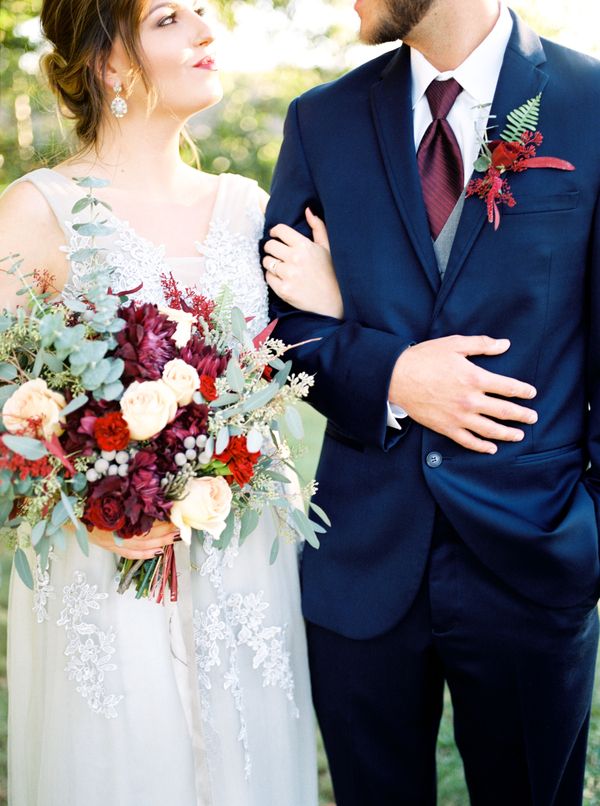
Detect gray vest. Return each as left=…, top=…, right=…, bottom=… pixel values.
left=433, top=192, right=465, bottom=279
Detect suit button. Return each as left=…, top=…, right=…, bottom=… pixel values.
left=426, top=451, right=443, bottom=468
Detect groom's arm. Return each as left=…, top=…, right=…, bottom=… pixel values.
left=265, top=98, right=413, bottom=452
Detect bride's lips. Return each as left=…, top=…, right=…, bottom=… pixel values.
left=193, top=56, right=218, bottom=71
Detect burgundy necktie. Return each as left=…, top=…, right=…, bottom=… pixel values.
left=417, top=78, right=464, bottom=240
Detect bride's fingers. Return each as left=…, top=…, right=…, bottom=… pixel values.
left=262, top=238, right=289, bottom=262
left=305, top=208, right=330, bottom=250
left=269, top=223, right=305, bottom=246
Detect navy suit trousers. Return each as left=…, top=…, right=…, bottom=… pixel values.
left=307, top=512, right=599, bottom=806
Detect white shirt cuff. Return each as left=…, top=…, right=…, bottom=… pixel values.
left=387, top=402, right=408, bottom=430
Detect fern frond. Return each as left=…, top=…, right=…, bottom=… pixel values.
left=500, top=94, right=542, bottom=142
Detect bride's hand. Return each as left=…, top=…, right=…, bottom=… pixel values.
left=263, top=208, right=344, bottom=319
left=87, top=520, right=180, bottom=560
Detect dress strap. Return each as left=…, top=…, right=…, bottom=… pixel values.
left=3, top=168, right=80, bottom=242
left=212, top=173, right=266, bottom=238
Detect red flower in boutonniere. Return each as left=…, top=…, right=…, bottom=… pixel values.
left=466, top=93, right=575, bottom=230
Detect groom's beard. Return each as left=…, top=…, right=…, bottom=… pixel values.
left=360, top=0, right=437, bottom=44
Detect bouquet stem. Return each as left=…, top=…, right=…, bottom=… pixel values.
left=117, top=544, right=178, bottom=602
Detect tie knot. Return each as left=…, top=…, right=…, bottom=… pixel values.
left=425, top=77, right=463, bottom=120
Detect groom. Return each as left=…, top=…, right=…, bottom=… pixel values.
left=264, top=0, right=600, bottom=803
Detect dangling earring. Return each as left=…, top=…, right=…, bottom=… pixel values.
left=110, top=80, right=128, bottom=118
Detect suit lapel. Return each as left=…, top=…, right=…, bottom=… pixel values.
left=433, top=12, right=549, bottom=316
left=370, top=46, right=441, bottom=293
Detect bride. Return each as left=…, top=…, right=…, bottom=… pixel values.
left=0, top=1, right=343, bottom=804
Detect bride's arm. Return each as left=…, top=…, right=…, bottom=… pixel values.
left=0, top=181, right=69, bottom=310
left=258, top=190, right=343, bottom=319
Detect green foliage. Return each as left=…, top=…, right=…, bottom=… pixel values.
left=500, top=93, right=542, bottom=142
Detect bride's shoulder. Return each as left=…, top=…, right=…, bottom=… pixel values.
left=0, top=168, right=62, bottom=235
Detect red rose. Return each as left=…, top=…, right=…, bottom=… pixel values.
left=491, top=140, right=523, bottom=171
left=94, top=412, right=130, bottom=451
left=199, top=375, right=218, bottom=402
left=85, top=492, right=126, bottom=532
left=216, top=435, right=260, bottom=487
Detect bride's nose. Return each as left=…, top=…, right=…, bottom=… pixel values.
left=194, top=18, right=215, bottom=47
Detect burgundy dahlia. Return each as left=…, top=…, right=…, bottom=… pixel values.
left=179, top=334, right=228, bottom=379
left=115, top=302, right=178, bottom=383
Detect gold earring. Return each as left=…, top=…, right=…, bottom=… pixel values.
left=110, top=80, right=128, bottom=118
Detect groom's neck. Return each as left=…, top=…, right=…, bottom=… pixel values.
left=404, top=0, right=501, bottom=73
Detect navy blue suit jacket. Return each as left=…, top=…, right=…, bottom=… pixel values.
left=265, top=11, right=600, bottom=639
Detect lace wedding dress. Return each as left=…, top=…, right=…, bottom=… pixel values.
left=5, top=169, right=318, bottom=806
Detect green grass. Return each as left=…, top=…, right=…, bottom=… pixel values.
left=1, top=404, right=600, bottom=806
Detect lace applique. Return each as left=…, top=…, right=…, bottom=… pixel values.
left=57, top=570, right=123, bottom=719
left=192, top=529, right=298, bottom=779
left=33, top=552, right=55, bottom=624
left=196, top=215, right=269, bottom=339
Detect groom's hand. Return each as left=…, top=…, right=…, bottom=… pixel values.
left=389, top=335, right=538, bottom=454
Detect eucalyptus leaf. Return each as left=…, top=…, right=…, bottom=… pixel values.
left=38, top=537, right=50, bottom=573
left=215, top=426, right=230, bottom=455
left=69, top=248, right=100, bottom=264
left=269, top=536, right=280, bottom=565
left=31, top=348, right=47, bottom=378
left=104, top=358, right=124, bottom=384
left=263, top=471, right=291, bottom=485
left=474, top=154, right=491, bottom=173
left=0, top=363, right=17, bottom=381
left=71, top=197, right=94, bottom=214
left=71, top=473, right=88, bottom=493
left=309, top=501, right=332, bottom=528
left=269, top=358, right=286, bottom=371
left=59, top=490, right=79, bottom=528
left=72, top=222, right=115, bottom=238
left=274, top=360, right=293, bottom=388
left=75, top=522, right=90, bottom=556
left=211, top=392, right=240, bottom=408
left=113, top=535, right=124, bottom=547
left=53, top=527, right=67, bottom=552
left=14, top=548, right=34, bottom=590
left=230, top=307, right=248, bottom=342
left=61, top=393, right=89, bottom=418
left=74, top=176, right=110, bottom=188
left=2, top=435, right=48, bottom=461
left=51, top=500, right=69, bottom=529
left=246, top=428, right=263, bottom=453
left=226, top=357, right=245, bottom=394
left=31, top=519, right=48, bottom=548
left=98, top=381, right=124, bottom=401
left=290, top=508, right=321, bottom=549
left=284, top=405, right=304, bottom=439
left=0, top=386, right=14, bottom=407
left=214, top=509, right=236, bottom=551
left=0, top=493, right=15, bottom=524
left=239, top=509, right=260, bottom=545
left=81, top=359, right=112, bottom=390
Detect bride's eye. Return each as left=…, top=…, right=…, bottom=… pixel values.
left=158, top=11, right=177, bottom=26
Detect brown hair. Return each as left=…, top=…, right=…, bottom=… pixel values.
left=40, top=0, right=151, bottom=147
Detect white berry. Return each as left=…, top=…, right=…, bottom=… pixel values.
left=196, top=435, right=207, bottom=448
left=101, top=450, right=116, bottom=461
left=108, top=464, right=119, bottom=476
left=183, top=436, right=196, bottom=450
left=115, top=451, right=129, bottom=465
left=198, top=450, right=211, bottom=465
left=175, top=453, right=187, bottom=467
left=86, top=468, right=99, bottom=483
left=117, top=464, right=129, bottom=477
left=94, top=458, right=109, bottom=474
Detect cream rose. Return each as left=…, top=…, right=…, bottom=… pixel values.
left=2, top=379, right=66, bottom=440
left=119, top=380, right=178, bottom=441
left=159, top=307, right=195, bottom=349
left=169, top=476, right=233, bottom=544
left=161, top=359, right=200, bottom=407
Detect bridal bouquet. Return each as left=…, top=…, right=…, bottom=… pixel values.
left=0, top=177, right=327, bottom=602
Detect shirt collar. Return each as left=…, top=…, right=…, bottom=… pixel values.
left=410, top=2, right=513, bottom=110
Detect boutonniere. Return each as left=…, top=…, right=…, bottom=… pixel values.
left=466, top=94, right=575, bottom=229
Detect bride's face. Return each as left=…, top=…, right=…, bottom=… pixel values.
left=112, top=0, right=223, bottom=121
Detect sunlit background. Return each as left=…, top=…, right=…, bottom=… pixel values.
left=1, top=1, right=600, bottom=804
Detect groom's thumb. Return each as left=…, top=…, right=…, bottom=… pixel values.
left=305, top=207, right=330, bottom=250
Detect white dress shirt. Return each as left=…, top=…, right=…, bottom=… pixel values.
left=387, top=2, right=513, bottom=429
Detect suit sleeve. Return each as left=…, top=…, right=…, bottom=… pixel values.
left=585, top=189, right=600, bottom=516
left=264, top=98, right=414, bottom=452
